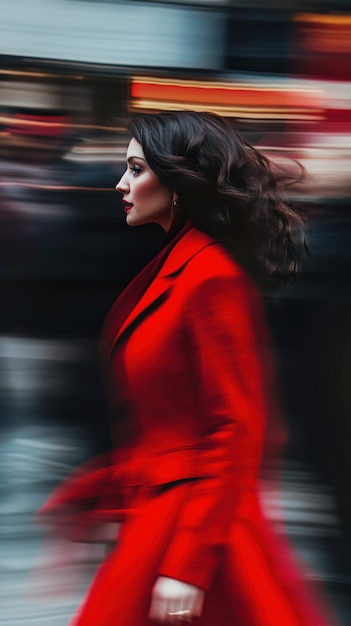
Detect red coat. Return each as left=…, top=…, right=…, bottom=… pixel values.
left=39, top=224, right=332, bottom=626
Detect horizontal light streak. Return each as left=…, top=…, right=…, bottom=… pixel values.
left=131, top=77, right=318, bottom=109
left=294, top=12, right=351, bottom=53
left=64, top=145, right=128, bottom=162
left=131, top=75, right=320, bottom=91
left=0, top=68, right=83, bottom=79
left=0, top=116, right=125, bottom=134
left=295, top=13, right=351, bottom=26
left=129, top=99, right=323, bottom=121
left=130, top=76, right=323, bottom=120
left=0, top=182, right=113, bottom=191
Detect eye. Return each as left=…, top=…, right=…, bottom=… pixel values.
left=130, top=165, right=142, bottom=176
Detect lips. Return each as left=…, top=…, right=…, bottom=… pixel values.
left=122, top=200, right=133, bottom=212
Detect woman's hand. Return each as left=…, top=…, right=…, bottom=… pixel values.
left=149, top=576, right=205, bottom=623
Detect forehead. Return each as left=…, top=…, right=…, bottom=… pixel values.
left=126, top=137, right=145, bottom=160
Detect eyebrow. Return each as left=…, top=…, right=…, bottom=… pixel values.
left=127, top=156, right=146, bottom=163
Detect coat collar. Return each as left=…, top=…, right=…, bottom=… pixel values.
left=158, top=226, right=215, bottom=278
left=100, top=224, right=217, bottom=359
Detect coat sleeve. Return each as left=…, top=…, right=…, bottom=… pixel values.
left=157, top=272, right=268, bottom=590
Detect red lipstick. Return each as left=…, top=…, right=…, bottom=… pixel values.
left=122, top=200, right=133, bottom=212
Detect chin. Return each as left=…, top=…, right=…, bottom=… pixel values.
left=125, top=214, right=140, bottom=227
left=126, top=214, right=153, bottom=228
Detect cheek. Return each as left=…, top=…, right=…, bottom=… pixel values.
left=136, top=176, right=170, bottom=206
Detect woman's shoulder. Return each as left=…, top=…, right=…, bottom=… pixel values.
left=182, top=227, right=251, bottom=286
left=177, top=229, right=264, bottom=323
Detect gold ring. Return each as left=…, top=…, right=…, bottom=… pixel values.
left=167, top=609, right=191, bottom=622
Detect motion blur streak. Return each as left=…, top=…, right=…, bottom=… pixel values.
left=0, top=183, right=113, bottom=191
left=0, top=115, right=126, bottom=134
left=129, top=76, right=323, bottom=120
left=0, top=1, right=350, bottom=625
left=1, top=0, right=226, bottom=69
left=294, top=13, right=351, bottom=54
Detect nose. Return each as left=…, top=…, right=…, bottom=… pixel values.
left=115, top=172, right=129, bottom=193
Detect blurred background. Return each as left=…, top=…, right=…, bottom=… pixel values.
left=1, top=1, right=351, bottom=624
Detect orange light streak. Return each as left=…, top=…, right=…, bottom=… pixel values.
left=129, top=77, right=322, bottom=119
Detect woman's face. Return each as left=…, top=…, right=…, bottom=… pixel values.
left=115, top=138, right=173, bottom=231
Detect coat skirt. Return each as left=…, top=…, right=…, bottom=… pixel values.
left=69, top=481, right=329, bottom=626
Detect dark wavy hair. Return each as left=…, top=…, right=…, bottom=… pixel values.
left=128, top=111, right=306, bottom=289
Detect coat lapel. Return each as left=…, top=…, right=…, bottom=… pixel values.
left=109, top=277, right=173, bottom=353
left=100, top=223, right=218, bottom=359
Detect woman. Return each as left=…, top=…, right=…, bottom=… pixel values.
left=39, top=111, right=332, bottom=626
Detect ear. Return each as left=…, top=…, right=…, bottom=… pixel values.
left=172, top=193, right=179, bottom=207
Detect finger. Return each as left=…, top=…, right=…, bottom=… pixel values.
left=166, top=599, right=179, bottom=625
left=180, top=595, right=193, bottom=623
left=149, top=593, right=168, bottom=623
left=193, top=589, right=205, bottom=618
